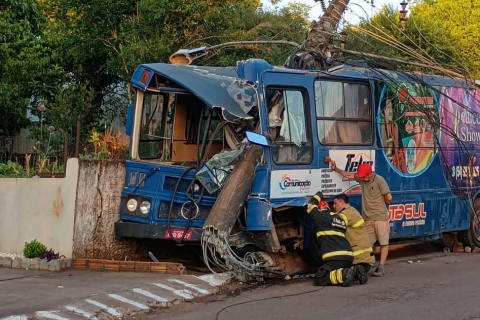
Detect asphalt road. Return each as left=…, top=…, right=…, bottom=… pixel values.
left=141, top=252, right=480, bottom=320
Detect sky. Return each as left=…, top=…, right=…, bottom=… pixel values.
left=261, top=0, right=404, bottom=25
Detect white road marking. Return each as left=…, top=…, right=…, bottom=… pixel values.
left=64, top=306, right=97, bottom=320
left=0, top=316, right=28, bottom=320
left=168, top=279, right=210, bottom=295
left=84, top=299, right=121, bottom=317
left=196, top=273, right=232, bottom=287
left=107, top=294, right=149, bottom=310
left=153, top=283, right=194, bottom=300
left=132, top=288, right=168, bottom=304
left=35, top=311, right=69, bottom=320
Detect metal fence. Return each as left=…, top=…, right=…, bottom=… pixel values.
left=0, top=133, right=68, bottom=177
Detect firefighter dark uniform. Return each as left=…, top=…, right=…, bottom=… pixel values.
left=339, top=204, right=375, bottom=284
left=307, top=193, right=354, bottom=287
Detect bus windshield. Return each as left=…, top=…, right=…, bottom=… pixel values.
left=139, top=93, right=175, bottom=160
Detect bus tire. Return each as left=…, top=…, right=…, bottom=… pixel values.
left=458, top=197, right=480, bottom=249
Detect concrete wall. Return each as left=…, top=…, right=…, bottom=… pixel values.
left=72, top=160, right=149, bottom=261
left=0, top=158, right=79, bottom=258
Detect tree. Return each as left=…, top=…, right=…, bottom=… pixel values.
left=0, top=0, right=61, bottom=135
left=344, top=1, right=480, bottom=78
left=412, top=0, right=480, bottom=78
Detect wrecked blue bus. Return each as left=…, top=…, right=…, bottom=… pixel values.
left=114, top=58, right=480, bottom=277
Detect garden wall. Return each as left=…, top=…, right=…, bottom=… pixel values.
left=0, top=158, right=79, bottom=257
left=72, top=160, right=150, bottom=261
left=0, top=159, right=153, bottom=261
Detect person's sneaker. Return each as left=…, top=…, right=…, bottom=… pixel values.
left=372, top=265, right=385, bottom=277
left=354, top=265, right=368, bottom=285
left=342, top=268, right=354, bottom=287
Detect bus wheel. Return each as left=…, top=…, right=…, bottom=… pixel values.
left=458, top=198, right=480, bottom=249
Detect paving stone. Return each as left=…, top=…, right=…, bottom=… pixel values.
left=0, top=256, right=13, bottom=268
left=21, top=258, right=31, bottom=269
left=12, top=257, right=22, bottom=268
left=39, top=259, right=49, bottom=270
left=48, top=260, right=61, bottom=272
left=30, top=258, right=41, bottom=270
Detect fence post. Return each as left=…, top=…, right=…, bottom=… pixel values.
left=75, top=121, right=81, bottom=158
left=64, top=134, right=69, bottom=175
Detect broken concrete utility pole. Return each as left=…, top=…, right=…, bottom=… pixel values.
left=285, top=0, right=350, bottom=70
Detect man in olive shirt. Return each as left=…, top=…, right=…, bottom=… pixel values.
left=330, top=161, right=392, bottom=277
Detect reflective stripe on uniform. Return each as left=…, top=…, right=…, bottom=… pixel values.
left=336, top=269, right=343, bottom=283
left=316, top=230, right=345, bottom=237
left=352, top=219, right=365, bottom=228
left=307, top=205, right=318, bottom=214
left=353, top=247, right=373, bottom=256
left=339, top=213, right=348, bottom=226
left=330, top=271, right=338, bottom=284
left=322, top=250, right=353, bottom=260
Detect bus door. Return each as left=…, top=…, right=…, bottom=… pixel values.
left=260, top=71, right=318, bottom=204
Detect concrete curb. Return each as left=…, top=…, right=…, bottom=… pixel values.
left=0, top=256, right=71, bottom=271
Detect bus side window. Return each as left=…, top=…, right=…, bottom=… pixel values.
left=267, top=88, right=312, bottom=164
left=315, top=81, right=372, bottom=145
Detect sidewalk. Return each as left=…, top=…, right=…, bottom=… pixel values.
left=0, top=268, right=229, bottom=319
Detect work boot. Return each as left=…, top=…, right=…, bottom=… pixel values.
left=342, top=268, right=354, bottom=287
left=313, top=268, right=328, bottom=286
left=372, top=265, right=385, bottom=277
left=354, top=265, right=368, bottom=285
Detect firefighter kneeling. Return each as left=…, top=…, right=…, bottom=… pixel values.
left=306, top=192, right=354, bottom=287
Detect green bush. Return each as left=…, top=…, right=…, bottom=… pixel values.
left=0, top=161, right=27, bottom=178
left=23, top=239, right=47, bottom=258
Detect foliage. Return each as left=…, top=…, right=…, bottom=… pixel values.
left=38, top=248, right=64, bottom=262
left=23, top=240, right=63, bottom=260
left=411, top=0, right=480, bottom=78
left=0, top=161, right=28, bottom=178
left=80, top=128, right=129, bottom=159
left=23, top=239, right=47, bottom=258
left=0, top=0, right=65, bottom=136
left=345, top=1, right=480, bottom=78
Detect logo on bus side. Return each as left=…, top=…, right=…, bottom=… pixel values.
left=279, top=174, right=311, bottom=192
left=344, top=153, right=374, bottom=174
left=388, top=203, right=427, bottom=227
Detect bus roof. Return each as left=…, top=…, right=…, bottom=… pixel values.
left=132, top=59, right=472, bottom=121
left=328, top=64, right=470, bottom=88
left=131, top=63, right=257, bottom=121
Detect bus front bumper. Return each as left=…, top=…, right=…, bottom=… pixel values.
left=114, top=220, right=203, bottom=241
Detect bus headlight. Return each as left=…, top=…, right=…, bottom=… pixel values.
left=127, top=199, right=138, bottom=212
left=140, top=201, right=151, bottom=214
